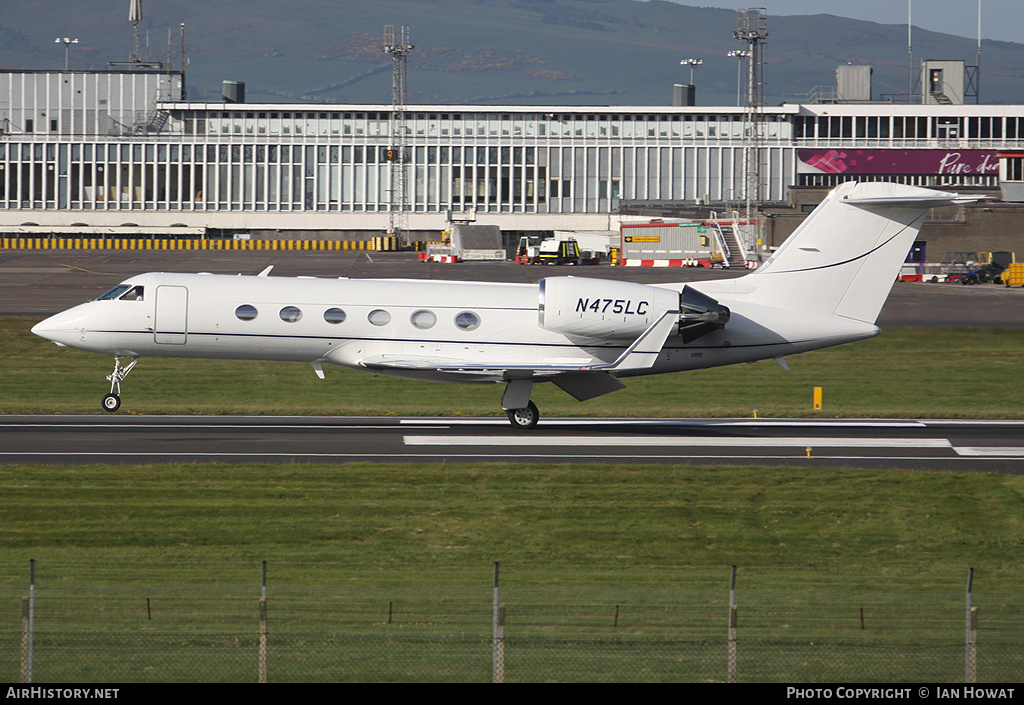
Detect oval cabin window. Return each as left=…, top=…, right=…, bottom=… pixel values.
left=455, top=311, right=481, bottom=331
left=368, top=309, right=391, bottom=326
left=280, top=306, right=303, bottom=323
left=324, top=308, right=347, bottom=324
left=235, top=304, right=258, bottom=321
left=411, top=310, right=437, bottom=329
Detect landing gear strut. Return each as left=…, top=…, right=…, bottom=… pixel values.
left=507, top=401, right=540, bottom=429
left=102, top=356, right=138, bottom=413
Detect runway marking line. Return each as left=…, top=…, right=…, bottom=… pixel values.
left=402, top=436, right=952, bottom=448
left=954, top=447, right=1024, bottom=456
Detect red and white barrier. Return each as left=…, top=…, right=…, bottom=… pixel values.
left=621, top=258, right=760, bottom=269
left=622, top=259, right=705, bottom=268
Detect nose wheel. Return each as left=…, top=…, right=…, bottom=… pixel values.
left=102, top=356, right=138, bottom=412
left=507, top=401, right=540, bottom=429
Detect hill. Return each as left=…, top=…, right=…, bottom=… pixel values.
left=3, top=0, right=1022, bottom=106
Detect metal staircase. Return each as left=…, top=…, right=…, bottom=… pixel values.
left=709, top=212, right=748, bottom=268
left=133, top=109, right=169, bottom=134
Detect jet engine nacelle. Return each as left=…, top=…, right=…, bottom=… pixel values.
left=538, top=276, right=679, bottom=339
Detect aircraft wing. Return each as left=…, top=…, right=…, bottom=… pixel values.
left=358, top=356, right=596, bottom=377
left=356, top=310, right=680, bottom=380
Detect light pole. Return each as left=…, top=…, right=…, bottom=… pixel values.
left=727, top=50, right=750, bottom=106
left=679, top=58, right=702, bottom=86
left=55, top=37, right=78, bottom=70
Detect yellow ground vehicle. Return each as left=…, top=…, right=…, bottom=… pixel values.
left=1002, top=262, right=1024, bottom=286
left=538, top=237, right=581, bottom=265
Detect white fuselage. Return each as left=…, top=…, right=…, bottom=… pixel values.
left=33, top=271, right=879, bottom=385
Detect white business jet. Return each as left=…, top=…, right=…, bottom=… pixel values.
left=32, top=182, right=974, bottom=428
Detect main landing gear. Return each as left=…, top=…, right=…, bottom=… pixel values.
left=507, top=400, right=540, bottom=429
left=102, top=355, right=138, bottom=412
left=502, top=379, right=539, bottom=429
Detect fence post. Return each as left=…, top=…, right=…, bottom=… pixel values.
left=965, top=567, right=975, bottom=684
left=20, top=597, right=30, bottom=683
left=25, top=559, right=35, bottom=683
left=967, top=607, right=978, bottom=683
left=492, top=562, right=501, bottom=683
left=259, top=561, right=268, bottom=684
left=728, top=565, right=737, bottom=683
left=495, top=605, right=506, bottom=684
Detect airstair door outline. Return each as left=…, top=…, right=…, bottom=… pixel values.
left=154, top=285, right=188, bottom=345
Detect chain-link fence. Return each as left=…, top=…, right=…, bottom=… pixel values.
left=2, top=562, right=1021, bottom=682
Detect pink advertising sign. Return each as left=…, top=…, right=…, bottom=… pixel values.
left=798, top=149, right=1000, bottom=176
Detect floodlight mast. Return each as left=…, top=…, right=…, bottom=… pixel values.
left=381, top=25, right=414, bottom=244
left=680, top=58, right=702, bottom=86
left=727, top=50, right=750, bottom=107
left=55, top=37, right=79, bottom=71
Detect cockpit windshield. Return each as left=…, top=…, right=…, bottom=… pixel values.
left=97, top=285, right=131, bottom=301
left=96, top=284, right=144, bottom=301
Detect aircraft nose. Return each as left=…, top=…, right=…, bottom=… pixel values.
left=32, top=308, right=86, bottom=347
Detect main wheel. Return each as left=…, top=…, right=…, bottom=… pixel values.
left=101, top=393, right=121, bottom=412
left=507, top=400, right=540, bottom=429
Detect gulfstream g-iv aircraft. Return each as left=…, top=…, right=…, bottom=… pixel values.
left=32, top=183, right=975, bottom=428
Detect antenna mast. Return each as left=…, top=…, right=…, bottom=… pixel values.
left=733, top=8, right=768, bottom=224
left=381, top=25, right=414, bottom=243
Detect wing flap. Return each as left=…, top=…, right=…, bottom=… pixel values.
left=550, top=371, right=627, bottom=401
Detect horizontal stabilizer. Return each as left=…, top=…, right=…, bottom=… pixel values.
left=840, top=191, right=981, bottom=208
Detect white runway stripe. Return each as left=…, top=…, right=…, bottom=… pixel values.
left=954, top=447, right=1024, bottom=456
left=403, top=436, right=953, bottom=448
left=400, top=418, right=929, bottom=428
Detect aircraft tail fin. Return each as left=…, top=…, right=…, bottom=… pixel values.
left=747, top=182, right=978, bottom=323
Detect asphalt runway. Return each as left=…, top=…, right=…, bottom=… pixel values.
left=3, top=248, right=1023, bottom=472
left=2, top=415, right=1023, bottom=472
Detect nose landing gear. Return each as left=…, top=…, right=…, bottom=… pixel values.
left=102, top=356, right=138, bottom=412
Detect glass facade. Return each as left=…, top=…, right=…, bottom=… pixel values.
left=2, top=70, right=1023, bottom=223
left=0, top=105, right=798, bottom=213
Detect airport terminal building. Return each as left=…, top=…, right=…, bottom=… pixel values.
left=1, top=67, right=1023, bottom=243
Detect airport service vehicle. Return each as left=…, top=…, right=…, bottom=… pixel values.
left=517, top=234, right=596, bottom=265
left=537, top=237, right=581, bottom=265
left=32, top=182, right=975, bottom=428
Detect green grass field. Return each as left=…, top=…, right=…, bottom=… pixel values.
left=5, top=318, right=1024, bottom=418
left=2, top=319, right=1023, bottom=681
left=2, top=462, right=1023, bottom=567
left=1, top=462, right=1022, bottom=681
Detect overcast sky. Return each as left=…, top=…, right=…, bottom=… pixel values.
left=691, top=1, right=1021, bottom=43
